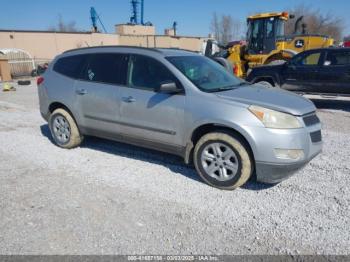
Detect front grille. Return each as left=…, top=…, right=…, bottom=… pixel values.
left=310, top=130, right=322, bottom=143
left=303, top=114, right=320, bottom=127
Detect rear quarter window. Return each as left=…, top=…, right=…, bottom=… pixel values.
left=53, top=55, right=87, bottom=78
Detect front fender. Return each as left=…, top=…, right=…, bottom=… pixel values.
left=185, top=117, right=259, bottom=163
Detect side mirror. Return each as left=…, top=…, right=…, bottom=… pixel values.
left=285, top=60, right=296, bottom=68
left=157, top=81, right=182, bottom=94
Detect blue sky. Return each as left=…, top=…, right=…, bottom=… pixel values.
left=0, top=0, right=349, bottom=37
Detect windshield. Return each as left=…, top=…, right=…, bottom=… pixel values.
left=166, top=56, right=243, bottom=92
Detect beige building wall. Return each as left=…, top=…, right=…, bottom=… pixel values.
left=0, top=31, right=119, bottom=59
left=164, top=28, right=175, bottom=36
left=115, top=24, right=156, bottom=35
left=0, top=30, right=207, bottom=60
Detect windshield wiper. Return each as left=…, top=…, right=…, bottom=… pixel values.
left=205, top=82, right=252, bottom=93
left=207, top=86, right=236, bottom=93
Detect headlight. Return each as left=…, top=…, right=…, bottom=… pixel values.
left=249, top=105, right=302, bottom=129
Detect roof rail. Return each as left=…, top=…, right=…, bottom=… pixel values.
left=156, top=47, right=197, bottom=53
left=63, top=45, right=163, bottom=54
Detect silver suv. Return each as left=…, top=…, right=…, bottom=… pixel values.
left=38, top=46, right=322, bottom=190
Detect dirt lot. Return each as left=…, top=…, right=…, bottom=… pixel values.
left=0, top=82, right=349, bottom=255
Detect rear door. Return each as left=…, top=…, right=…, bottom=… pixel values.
left=281, top=50, right=323, bottom=92
left=74, top=53, right=128, bottom=134
left=118, top=54, right=185, bottom=147
left=317, top=49, right=350, bottom=95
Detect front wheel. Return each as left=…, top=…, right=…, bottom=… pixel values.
left=193, top=132, right=253, bottom=190
left=256, top=81, right=274, bottom=88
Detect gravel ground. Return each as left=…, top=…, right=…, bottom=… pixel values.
left=0, top=82, right=349, bottom=255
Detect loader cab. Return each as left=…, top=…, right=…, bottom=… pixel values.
left=246, top=13, right=287, bottom=55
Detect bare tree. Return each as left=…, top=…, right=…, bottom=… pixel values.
left=285, top=5, right=344, bottom=42
left=221, top=15, right=233, bottom=44
left=48, top=15, right=79, bottom=32
left=210, top=12, right=220, bottom=41
left=210, top=13, right=242, bottom=44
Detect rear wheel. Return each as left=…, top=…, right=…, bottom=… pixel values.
left=193, top=132, right=253, bottom=190
left=49, top=108, right=83, bottom=149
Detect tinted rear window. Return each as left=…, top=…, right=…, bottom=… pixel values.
left=81, top=53, right=128, bottom=85
left=53, top=55, right=87, bottom=78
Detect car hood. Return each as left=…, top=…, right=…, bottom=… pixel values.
left=216, top=84, right=316, bottom=116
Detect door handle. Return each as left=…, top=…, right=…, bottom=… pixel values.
left=122, top=96, right=136, bottom=103
left=76, top=89, right=87, bottom=95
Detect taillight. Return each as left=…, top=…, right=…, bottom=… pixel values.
left=37, top=76, right=44, bottom=86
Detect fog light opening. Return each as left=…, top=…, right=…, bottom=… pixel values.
left=274, top=149, right=304, bottom=160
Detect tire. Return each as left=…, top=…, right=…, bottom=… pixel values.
left=256, top=81, right=274, bottom=88
left=17, top=80, right=31, bottom=85
left=193, top=132, right=253, bottom=190
left=49, top=108, right=83, bottom=149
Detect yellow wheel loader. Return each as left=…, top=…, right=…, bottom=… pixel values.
left=204, top=12, right=334, bottom=78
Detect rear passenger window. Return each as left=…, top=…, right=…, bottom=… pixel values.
left=82, top=53, right=128, bottom=85
left=53, top=55, right=87, bottom=78
left=326, top=51, right=350, bottom=66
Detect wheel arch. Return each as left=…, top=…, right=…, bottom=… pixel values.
left=251, top=76, right=276, bottom=87
left=48, top=102, right=80, bottom=128
left=263, top=49, right=298, bottom=65
left=185, top=123, right=256, bottom=166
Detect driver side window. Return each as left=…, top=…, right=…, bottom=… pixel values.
left=128, top=55, right=177, bottom=90
left=293, top=52, right=321, bottom=66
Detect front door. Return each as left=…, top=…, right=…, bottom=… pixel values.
left=75, top=53, right=128, bottom=134
left=119, top=54, right=185, bottom=147
left=281, top=50, right=323, bottom=92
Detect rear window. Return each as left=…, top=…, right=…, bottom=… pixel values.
left=53, top=55, right=87, bottom=78
left=81, top=53, right=128, bottom=85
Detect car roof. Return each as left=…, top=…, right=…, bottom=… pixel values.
left=62, top=45, right=198, bottom=58
left=302, top=47, right=350, bottom=53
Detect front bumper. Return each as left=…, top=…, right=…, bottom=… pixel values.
left=244, top=120, right=322, bottom=184
left=255, top=148, right=321, bottom=183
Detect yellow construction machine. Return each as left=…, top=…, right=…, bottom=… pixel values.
left=204, top=12, right=334, bottom=78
